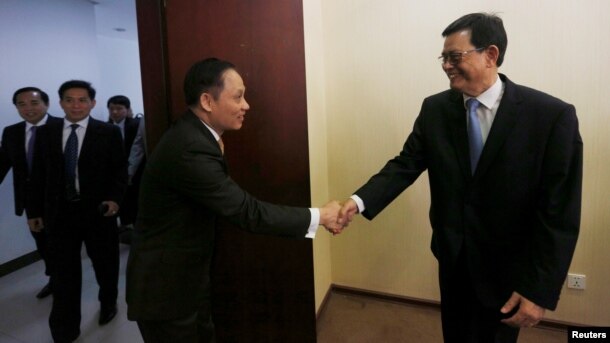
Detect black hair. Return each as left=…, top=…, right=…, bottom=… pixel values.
left=107, top=95, right=131, bottom=109
left=442, top=13, right=508, bottom=67
left=183, top=57, right=236, bottom=106
left=12, top=87, right=50, bottom=106
left=58, top=80, right=96, bottom=100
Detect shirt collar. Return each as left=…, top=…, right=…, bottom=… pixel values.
left=25, top=113, right=49, bottom=130
left=64, top=115, right=90, bottom=130
left=463, top=74, right=502, bottom=109
left=200, top=120, right=221, bottom=141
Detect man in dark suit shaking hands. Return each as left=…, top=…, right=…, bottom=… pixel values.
left=338, top=13, right=582, bottom=342
left=28, top=80, right=127, bottom=342
left=126, top=58, right=342, bottom=343
left=0, top=87, right=61, bottom=298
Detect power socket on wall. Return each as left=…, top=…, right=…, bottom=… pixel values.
left=567, top=273, right=586, bottom=290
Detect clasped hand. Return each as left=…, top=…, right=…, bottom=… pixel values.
left=319, top=199, right=360, bottom=235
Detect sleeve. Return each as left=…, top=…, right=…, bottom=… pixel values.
left=107, top=125, right=128, bottom=204
left=25, top=127, right=46, bottom=219
left=355, top=108, right=428, bottom=220
left=0, top=130, right=12, bottom=183
left=128, top=117, right=146, bottom=177
left=518, top=104, right=583, bottom=310
left=174, top=139, right=311, bottom=238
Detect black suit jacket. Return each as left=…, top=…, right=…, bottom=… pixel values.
left=109, top=117, right=140, bottom=154
left=126, top=110, right=310, bottom=321
left=0, top=115, right=63, bottom=216
left=355, top=74, right=582, bottom=310
left=28, top=117, right=127, bottom=225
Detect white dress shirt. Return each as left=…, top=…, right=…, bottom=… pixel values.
left=24, top=113, right=49, bottom=154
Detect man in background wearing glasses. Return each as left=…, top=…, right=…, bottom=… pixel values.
left=338, top=12, right=582, bottom=342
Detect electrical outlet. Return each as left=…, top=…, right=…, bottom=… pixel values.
left=567, top=273, right=586, bottom=290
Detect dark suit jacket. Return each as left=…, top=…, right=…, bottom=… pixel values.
left=28, top=117, right=127, bottom=226
left=355, top=74, right=582, bottom=311
left=0, top=115, right=63, bottom=216
left=109, top=116, right=140, bottom=155
left=126, top=110, right=310, bottom=321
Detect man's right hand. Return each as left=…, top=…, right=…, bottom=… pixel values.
left=27, top=217, right=44, bottom=232
left=320, top=200, right=343, bottom=234
left=338, top=198, right=359, bottom=227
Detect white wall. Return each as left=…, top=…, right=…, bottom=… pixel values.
left=0, top=0, right=142, bottom=264
left=96, top=36, right=144, bottom=118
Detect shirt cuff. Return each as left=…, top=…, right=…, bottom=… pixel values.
left=306, top=208, right=320, bottom=239
left=350, top=194, right=366, bottom=213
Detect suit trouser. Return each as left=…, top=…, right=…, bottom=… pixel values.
left=47, top=200, right=119, bottom=341
left=136, top=283, right=215, bottom=343
left=119, top=183, right=139, bottom=226
left=439, top=252, right=520, bottom=343
left=137, top=313, right=215, bottom=343
left=30, top=228, right=51, bottom=276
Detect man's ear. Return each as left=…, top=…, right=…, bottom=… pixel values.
left=200, top=93, right=213, bottom=112
left=486, top=45, right=500, bottom=67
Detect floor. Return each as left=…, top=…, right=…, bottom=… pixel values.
left=0, top=245, right=568, bottom=343
left=0, top=244, right=143, bottom=343
left=317, top=292, right=569, bottom=343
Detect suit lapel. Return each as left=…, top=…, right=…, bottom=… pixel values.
left=80, top=117, right=97, bottom=162
left=474, top=75, right=522, bottom=178
left=14, top=122, right=27, bottom=168
left=184, top=111, right=228, bottom=171
left=50, top=119, right=64, bottom=157
left=447, top=91, right=472, bottom=179
left=79, top=117, right=106, bottom=170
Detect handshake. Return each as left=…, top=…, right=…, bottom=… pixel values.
left=319, top=199, right=359, bottom=235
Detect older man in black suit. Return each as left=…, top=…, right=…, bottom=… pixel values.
left=339, top=13, right=582, bottom=342
left=28, top=80, right=127, bottom=343
left=0, top=87, right=62, bottom=298
left=126, top=58, right=342, bottom=343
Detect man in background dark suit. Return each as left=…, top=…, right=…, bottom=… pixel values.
left=107, top=95, right=141, bottom=228
left=126, top=58, right=341, bottom=343
left=338, top=13, right=582, bottom=342
left=0, top=87, right=61, bottom=298
left=28, top=80, right=127, bottom=342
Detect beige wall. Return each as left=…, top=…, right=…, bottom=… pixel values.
left=306, top=0, right=610, bottom=326
left=303, top=0, right=333, bottom=312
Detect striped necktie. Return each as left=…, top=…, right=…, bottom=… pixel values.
left=64, top=124, right=79, bottom=199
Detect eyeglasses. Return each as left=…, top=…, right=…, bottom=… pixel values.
left=438, top=47, right=485, bottom=65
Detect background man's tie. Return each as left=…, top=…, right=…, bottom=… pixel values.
left=26, top=126, right=37, bottom=174
left=64, top=124, right=79, bottom=199
left=467, top=98, right=483, bottom=174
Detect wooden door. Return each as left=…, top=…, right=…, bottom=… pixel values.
left=136, top=1, right=316, bottom=341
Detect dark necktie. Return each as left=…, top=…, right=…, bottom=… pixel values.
left=26, top=126, right=37, bottom=174
left=64, top=124, right=79, bottom=199
left=467, top=98, right=483, bottom=174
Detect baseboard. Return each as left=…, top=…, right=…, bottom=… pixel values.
left=316, top=284, right=334, bottom=320
left=0, top=251, right=41, bottom=277
left=327, top=284, right=589, bottom=331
